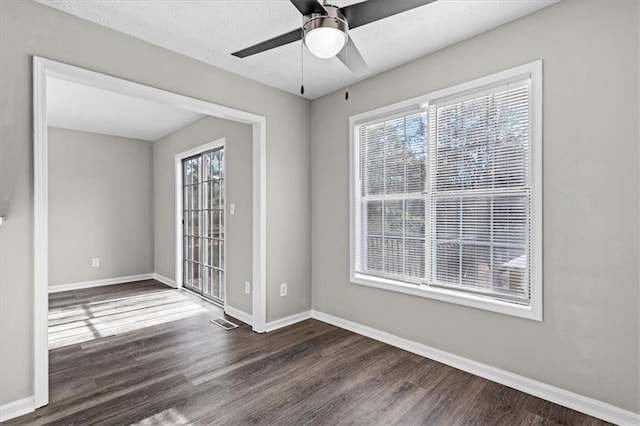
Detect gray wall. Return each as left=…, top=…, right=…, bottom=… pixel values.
left=48, top=127, right=154, bottom=286
left=0, top=0, right=311, bottom=405
left=310, top=0, right=639, bottom=414
left=1, top=0, right=637, bottom=415
left=153, top=116, right=253, bottom=314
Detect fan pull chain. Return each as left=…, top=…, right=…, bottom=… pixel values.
left=344, top=41, right=349, bottom=101
left=300, top=25, right=305, bottom=96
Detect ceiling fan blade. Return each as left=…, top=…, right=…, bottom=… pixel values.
left=231, top=28, right=301, bottom=58
left=289, top=0, right=326, bottom=16
left=340, top=0, right=437, bottom=30
left=336, top=36, right=369, bottom=77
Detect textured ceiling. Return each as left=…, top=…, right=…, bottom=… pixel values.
left=47, top=77, right=204, bottom=141
left=36, top=0, right=559, bottom=99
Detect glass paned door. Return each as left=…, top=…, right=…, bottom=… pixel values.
left=183, top=147, right=225, bottom=304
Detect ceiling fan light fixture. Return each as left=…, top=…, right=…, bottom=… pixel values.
left=305, top=27, right=347, bottom=58
left=303, top=6, right=348, bottom=59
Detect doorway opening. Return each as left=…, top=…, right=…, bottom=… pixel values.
left=33, top=57, right=267, bottom=410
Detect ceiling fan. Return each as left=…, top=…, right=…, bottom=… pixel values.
left=231, top=0, right=437, bottom=78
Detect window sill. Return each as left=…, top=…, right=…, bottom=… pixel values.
left=351, top=273, right=542, bottom=321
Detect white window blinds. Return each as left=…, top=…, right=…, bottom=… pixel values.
left=428, top=80, right=532, bottom=304
left=356, top=111, right=427, bottom=283
left=354, top=75, right=535, bottom=308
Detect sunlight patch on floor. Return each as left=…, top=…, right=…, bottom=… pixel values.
left=130, top=408, right=192, bottom=425
left=49, top=290, right=208, bottom=349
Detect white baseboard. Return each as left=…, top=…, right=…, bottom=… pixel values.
left=311, top=310, right=640, bottom=426
left=151, top=273, right=177, bottom=288
left=224, top=305, right=253, bottom=326
left=48, top=273, right=154, bottom=293
left=265, top=310, right=312, bottom=332
left=0, top=395, right=35, bottom=422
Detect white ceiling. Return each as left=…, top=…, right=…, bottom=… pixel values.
left=37, top=0, right=559, bottom=99
left=47, top=77, right=204, bottom=141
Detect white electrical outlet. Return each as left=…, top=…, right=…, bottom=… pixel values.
left=92, top=258, right=100, bottom=267
left=230, top=203, right=235, bottom=215
left=245, top=281, right=251, bottom=294
left=280, top=283, right=287, bottom=297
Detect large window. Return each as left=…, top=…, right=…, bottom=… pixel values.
left=351, top=62, right=542, bottom=320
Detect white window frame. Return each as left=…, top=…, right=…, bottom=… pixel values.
left=349, top=61, right=543, bottom=321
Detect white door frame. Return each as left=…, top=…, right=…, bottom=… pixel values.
left=32, top=56, right=267, bottom=409
left=175, top=138, right=227, bottom=304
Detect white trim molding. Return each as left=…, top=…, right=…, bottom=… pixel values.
left=48, top=273, right=154, bottom=293
left=224, top=309, right=312, bottom=332
left=311, top=310, right=640, bottom=426
left=224, top=305, right=253, bottom=326
left=252, top=120, right=267, bottom=334
left=152, top=273, right=177, bottom=288
left=32, top=56, right=49, bottom=409
left=33, top=56, right=268, bottom=410
left=265, top=311, right=312, bottom=332
left=0, top=396, right=35, bottom=422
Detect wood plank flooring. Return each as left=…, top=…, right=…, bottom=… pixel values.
left=48, top=281, right=213, bottom=349
left=6, top=281, right=609, bottom=425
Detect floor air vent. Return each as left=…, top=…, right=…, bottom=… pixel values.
left=210, top=317, right=239, bottom=330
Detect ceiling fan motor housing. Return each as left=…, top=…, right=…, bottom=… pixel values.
left=303, top=5, right=348, bottom=36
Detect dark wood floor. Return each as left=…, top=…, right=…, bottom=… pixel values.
left=7, top=281, right=609, bottom=425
